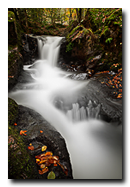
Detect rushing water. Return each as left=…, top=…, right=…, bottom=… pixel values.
left=9, top=36, right=122, bottom=179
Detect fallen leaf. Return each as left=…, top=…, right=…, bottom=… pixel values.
left=54, top=163, right=58, bottom=166
left=116, top=84, right=118, bottom=88
left=40, top=164, right=46, bottom=169
left=117, top=94, right=122, bottom=98
left=47, top=171, right=56, bottom=179
left=36, top=159, right=40, bottom=163
left=45, top=152, right=53, bottom=156
left=58, top=162, right=68, bottom=176
left=38, top=167, right=49, bottom=175
left=41, top=145, right=47, bottom=152
left=20, top=130, right=27, bottom=136
left=38, top=159, right=48, bottom=165
left=28, top=145, right=34, bottom=150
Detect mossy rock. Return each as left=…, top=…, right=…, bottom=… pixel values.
left=8, top=124, right=38, bottom=179
left=8, top=98, right=18, bottom=126
left=8, top=98, right=38, bottom=179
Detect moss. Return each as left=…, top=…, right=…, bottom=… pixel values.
left=8, top=98, right=18, bottom=126
left=66, top=42, right=74, bottom=52
left=8, top=99, right=37, bottom=179
left=8, top=124, right=37, bottom=179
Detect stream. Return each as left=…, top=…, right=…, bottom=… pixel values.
left=9, top=36, right=122, bottom=179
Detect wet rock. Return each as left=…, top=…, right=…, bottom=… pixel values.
left=15, top=105, right=73, bottom=179
left=69, top=73, right=88, bottom=80
left=80, top=79, right=122, bottom=124
left=8, top=47, right=23, bottom=91
left=21, top=34, right=39, bottom=63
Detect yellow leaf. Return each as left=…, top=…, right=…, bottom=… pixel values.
left=36, top=159, right=40, bottom=163
left=41, top=145, right=47, bottom=152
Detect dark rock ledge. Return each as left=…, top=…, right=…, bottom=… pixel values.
left=8, top=102, right=73, bottom=179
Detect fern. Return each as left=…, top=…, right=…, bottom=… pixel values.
left=105, top=37, right=113, bottom=44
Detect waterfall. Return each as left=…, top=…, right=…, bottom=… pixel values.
left=9, top=36, right=122, bottom=179
left=37, top=36, right=62, bottom=66
left=66, top=100, right=100, bottom=122
left=37, top=38, right=43, bottom=59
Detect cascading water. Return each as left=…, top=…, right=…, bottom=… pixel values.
left=9, top=36, right=122, bottom=179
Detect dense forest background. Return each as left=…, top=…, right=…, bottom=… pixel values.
left=8, top=8, right=122, bottom=98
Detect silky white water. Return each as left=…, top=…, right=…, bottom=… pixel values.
left=9, top=36, right=122, bottom=179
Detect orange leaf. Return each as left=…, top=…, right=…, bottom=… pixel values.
left=20, top=130, right=27, bottom=136
left=38, top=167, right=49, bottom=175
left=14, top=123, right=17, bottom=126
left=38, top=160, right=48, bottom=165
left=28, top=145, right=34, bottom=150
left=54, top=163, right=57, bottom=166
left=116, top=84, right=118, bottom=88
left=45, top=152, right=53, bottom=156
left=117, top=94, right=122, bottom=98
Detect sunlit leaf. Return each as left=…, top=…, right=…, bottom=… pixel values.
left=41, top=145, right=47, bottom=152
left=36, top=159, right=40, bottom=163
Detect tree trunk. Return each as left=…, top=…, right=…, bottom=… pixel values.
left=76, top=8, right=82, bottom=23
left=24, top=9, right=29, bottom=33
left=69, top=8, right=72, bottom=24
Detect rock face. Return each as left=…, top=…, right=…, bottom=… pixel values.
left=12, top=105, right=73, bottom=179
left=21, top=34, right=39, bottom=63
left=84, top=79, right=122, bottom=124
left=8, top=47, right=23, bottom=91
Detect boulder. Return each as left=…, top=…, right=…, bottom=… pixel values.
left=8, top=104, right=73, bottom=179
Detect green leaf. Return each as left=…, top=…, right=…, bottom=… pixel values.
left=105, top=37, right=113, bottom=44
left=47, top=171, right=56, bottom=179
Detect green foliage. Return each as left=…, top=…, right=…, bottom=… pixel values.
left=105, top=37, right=113, bottom=44
left=100, top=26, right=109, bottom=37
left=67, top=25, right=83, bottom=39
left=66, top=42, right=74, bottom=52
left=8, top=11, right=15, bottom=22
